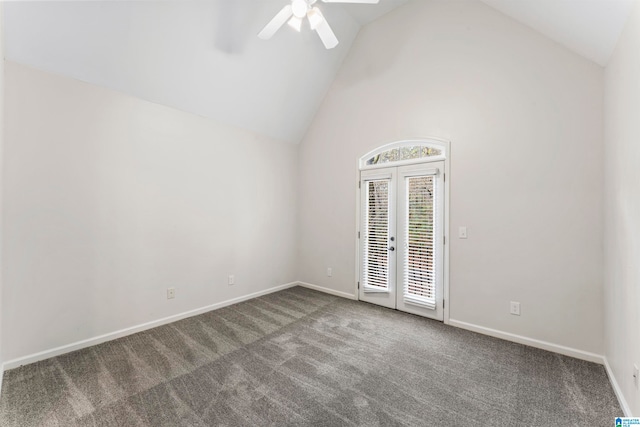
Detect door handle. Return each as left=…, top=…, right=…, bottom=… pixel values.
left=389, top=246, right=395, bottom=251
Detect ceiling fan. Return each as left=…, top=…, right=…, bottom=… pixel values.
left=258, top=0, right=380, bottom=49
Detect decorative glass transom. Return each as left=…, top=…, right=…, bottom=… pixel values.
left=366, top=146, right=442, bottom=166
left=363, top=144, right=444, bottom=168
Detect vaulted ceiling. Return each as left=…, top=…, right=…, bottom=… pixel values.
left=480, top=0, right=634, bottom=66
left=3, top=0, right=634, bottom=144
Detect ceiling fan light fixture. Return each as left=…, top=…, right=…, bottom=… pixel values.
left=307, top=7, right=324, bottom=30
left=287, top=16, right=303, bottom=32
left=259, top=0, right=379, bottom=49
left=291, top=0, right=308, bottom=19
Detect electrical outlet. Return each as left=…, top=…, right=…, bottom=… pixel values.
left=510, top=301, right=521, bottom=316
left=634, top=364, right=639, bottom=390
left=459, top=226, right=468, bottom=239
left=327, top=267, right=332, bottom=277
left=228, top=274, right=235, bottom=286
left=167, top=288, right=175, bottom=299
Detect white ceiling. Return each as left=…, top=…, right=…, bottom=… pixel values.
left=480, top=0, right=635, bottom=66
left=3, top=0, right=369, bottom=144
left=3, top=0, right=635, bottom=144
left=340, top=0, right=411, bottom=24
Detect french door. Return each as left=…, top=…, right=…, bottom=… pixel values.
left=359, top=162, right=444, bottom=321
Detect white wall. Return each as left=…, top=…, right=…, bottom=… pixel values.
left=604, top=0, right=640, bottom=416
left=0, top=3, right=5, bottom=384
left=298, top=0, right=605, bottom=355
left=2, top=62, right=298, bottom=362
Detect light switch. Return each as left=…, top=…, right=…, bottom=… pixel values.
left=459, top=226, right=468, bottom=239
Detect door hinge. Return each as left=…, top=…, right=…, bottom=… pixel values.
left=358, top=231, right=361, bottom=239
left=443, top=300, right=445, bottom=309
left=443, top=236, right=446, bottom=245
left=357, top=282, right=360, bottom=289
left=444, top=173, right=446, bottom=183
left=358, top=181, right=361, bottom=189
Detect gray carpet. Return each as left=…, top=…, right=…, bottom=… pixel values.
left=0, top=286, right=621, bottom=426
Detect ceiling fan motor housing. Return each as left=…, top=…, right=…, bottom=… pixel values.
left=292, top=0, right=311, bottom=18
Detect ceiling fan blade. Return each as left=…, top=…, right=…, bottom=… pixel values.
left=321, top=0, right=380, bottom=3
left=258, top=5, right=294, bottom=40
left=315, top=19, right=339, bottom=49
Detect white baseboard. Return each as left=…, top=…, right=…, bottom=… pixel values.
left=297, top=282, right=357, bottom=300
left=604, top=357, right=632, bottom=417
left=448, top=319, right=605, bottom=364
left=3, top=282, right=299, bottom=371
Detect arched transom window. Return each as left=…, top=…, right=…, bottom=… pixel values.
left=360, top=139, right=447, bottom=170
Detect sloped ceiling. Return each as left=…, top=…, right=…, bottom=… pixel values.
left=4, top=0, right=411, bottom=144
left=3, top=0, right=634, bottom=144
left=480, top=0, right=634, bottom=66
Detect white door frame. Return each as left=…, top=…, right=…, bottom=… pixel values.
left=354, top=138, right=451, bottom=324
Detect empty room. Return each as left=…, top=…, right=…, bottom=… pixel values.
left=0, top=0, right=638, bottom=425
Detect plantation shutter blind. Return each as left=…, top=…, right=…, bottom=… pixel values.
left=403, top=173, right=438, bottom=309
left=363, top=179, right=391, bottom=292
